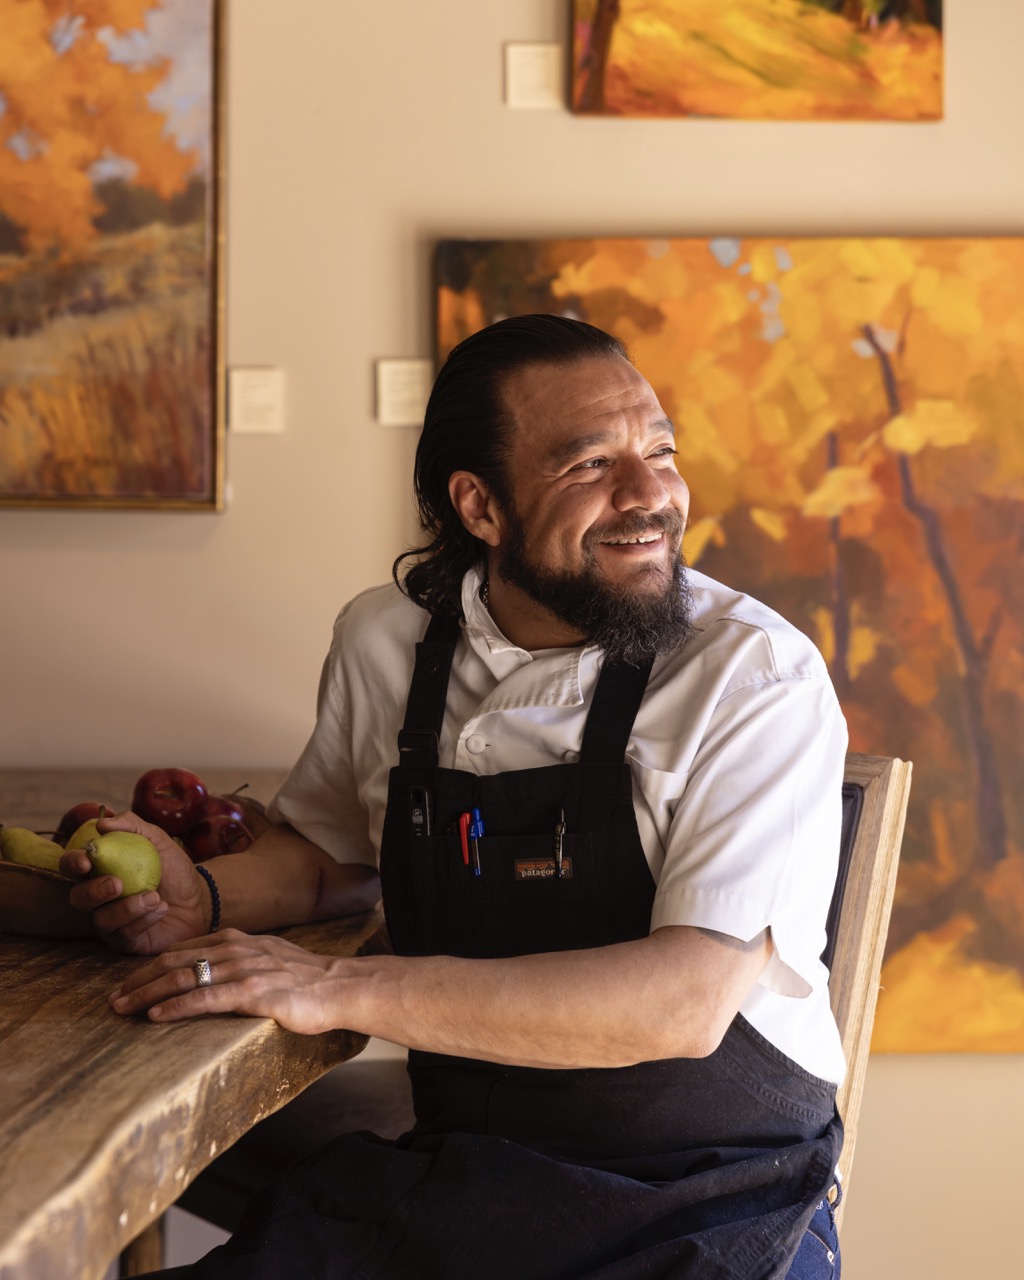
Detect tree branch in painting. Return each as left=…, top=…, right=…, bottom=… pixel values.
left=863, top=321, right=1008, bottom=875
left=573, top=0, right=621, bottom=113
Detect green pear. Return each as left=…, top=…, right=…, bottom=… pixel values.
left=0, top=826, right=66, bottom=874
left=67, top=817, right=104, bottom=851
left=85, top=831, right=162, bottom=898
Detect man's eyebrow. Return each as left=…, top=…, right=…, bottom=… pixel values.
left=545, top=418, right=676, bottom=469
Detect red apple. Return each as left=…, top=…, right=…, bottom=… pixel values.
left=208, top=787, right=273, bottom=839
left=202, top=792, right=248, bottom=825
left=131, top=767, right=208, bottom=837
left=184, top=813, right=254, bottom=861
left=54, top=802, right=116, bottom=847
left=182, top=786, right=273, bottom=861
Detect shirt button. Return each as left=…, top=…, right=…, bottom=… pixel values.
left=562, top=749, right=579, bottom=763
left=466, top=734, right=487, bottom=754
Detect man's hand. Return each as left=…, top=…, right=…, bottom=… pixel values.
left=61, top=811, right=209, bottom=954
left=109, top=928, right=342, bottom=1035
left=62, top=809, right=380, bottom=956
left=107, top=924, right=774, bottom=1069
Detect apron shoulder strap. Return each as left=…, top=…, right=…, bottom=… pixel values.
left=396, top=611, right=460, bottom=769
left=579, top=654, right=655, bottom=765
left=398, top=610, right=654, bottom=769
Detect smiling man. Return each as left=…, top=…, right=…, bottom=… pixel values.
left=92, top=316, right=848, bottom=1279
left=453, top=352, right=695, bottom=663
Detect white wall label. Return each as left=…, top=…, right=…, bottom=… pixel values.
left=504, top=43, right=564, bottom=110
left=228, top=367, right=286, bottom=434
left=375, top=358, right=433, bottom=426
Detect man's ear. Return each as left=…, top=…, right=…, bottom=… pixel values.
left=449, top=471, right=504, bottom=548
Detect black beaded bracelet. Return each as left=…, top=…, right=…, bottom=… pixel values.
left=195, top=863, right=221, bottom=932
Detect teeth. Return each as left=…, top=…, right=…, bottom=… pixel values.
left=604, top=533, right=660, bottom=545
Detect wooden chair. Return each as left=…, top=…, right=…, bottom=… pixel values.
left=825, top=752, right=912, bottom=1221
left=120, top=751, right=911, bottom=1272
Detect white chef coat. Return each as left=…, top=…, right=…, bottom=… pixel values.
left=270, top=565, right=848, bottom=1084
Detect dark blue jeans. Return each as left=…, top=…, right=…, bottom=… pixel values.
left=139, top=1183, right=843, bottom=1280
left=786, top=1183, right=842, bottom=1279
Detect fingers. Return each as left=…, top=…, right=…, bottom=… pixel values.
left=60, top=810, right=171, bottom=899
left=97, top=810, right=157, bottom=838
left=92, top=811, right=186, bottom=865
left=61, top=810, right=205, bottom=952
left=108, top=930, right=332, bottom=1029
left=95, top=898, right=172, bottom=951
left=68, top=881, right=164, bottom=926
left=110, top=928, right=261, bottom=1015
left=111, top=951, right=221, bottom=1021
left=67, top=873, right=121, bottom=911
left=59, top=848, right=95, bottom=881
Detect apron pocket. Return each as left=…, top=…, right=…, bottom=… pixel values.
left=432, top=830, right=603, bottom=956
left=441, top=830, right=597, bottom=903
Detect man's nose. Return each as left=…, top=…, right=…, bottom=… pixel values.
left=612, top=457, right=671, bottom=511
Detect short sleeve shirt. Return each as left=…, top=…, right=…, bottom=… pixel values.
left=269, top=566, right=848, bottom=1084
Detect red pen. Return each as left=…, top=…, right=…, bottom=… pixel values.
left=458, top=811, right=472, bottom=866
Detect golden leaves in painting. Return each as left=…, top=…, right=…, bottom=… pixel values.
left=573, top=0, right=942, bottom=120
left=0, top=0, right=194, bottom=253
left=437, top=234, right=1024, bottom=1050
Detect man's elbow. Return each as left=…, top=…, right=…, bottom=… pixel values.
left=641, top=995, right=738, bottom=1063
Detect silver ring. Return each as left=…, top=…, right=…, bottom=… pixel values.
left=193, top=958, right=213, bottom=988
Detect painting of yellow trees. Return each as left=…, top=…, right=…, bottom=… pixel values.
left=0, top=0, right=223, bottom=509
left=572, top=0, right=943, bottom=120
left=437, top=236, right=1024, bottom=1052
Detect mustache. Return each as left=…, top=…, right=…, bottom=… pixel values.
left=586, top=508, right=686, bottom=547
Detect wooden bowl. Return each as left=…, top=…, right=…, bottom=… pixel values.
left=0, top=861, right=96, bottom=938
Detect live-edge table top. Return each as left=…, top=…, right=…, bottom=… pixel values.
left=0, top=767, right=382, bottom=1280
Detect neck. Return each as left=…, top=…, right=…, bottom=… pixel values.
left=482, top=565, right=586, bottom=652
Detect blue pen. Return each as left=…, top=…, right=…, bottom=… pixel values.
left=469, top=807, right=484, bottom=876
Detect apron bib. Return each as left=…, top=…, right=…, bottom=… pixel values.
left=197, top=613, right=842, bottom=1280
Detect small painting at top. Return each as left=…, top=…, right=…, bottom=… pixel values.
left=571, top=0, right=943, bottom=121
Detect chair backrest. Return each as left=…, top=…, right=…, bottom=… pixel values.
left=825, top=752, right=912, bottom=1219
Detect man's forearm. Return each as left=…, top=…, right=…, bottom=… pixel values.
left=329, top=924, right=771, bottom=1070
left=200, top=824, right=380, bottom=933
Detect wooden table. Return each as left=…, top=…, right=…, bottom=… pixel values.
left=0, top=768, right=384, bottom=1280
left=0, top=912, right=384, bottom=1280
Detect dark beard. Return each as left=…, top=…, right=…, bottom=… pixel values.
left=497, top=507, right=696, bottom=666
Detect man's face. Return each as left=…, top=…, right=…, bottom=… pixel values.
left=492, top=355, right=694, bottom=660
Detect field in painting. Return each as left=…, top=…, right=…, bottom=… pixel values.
left=572, top=0, right=943, bottom=120
left=0, top=222, right=213, bottom=502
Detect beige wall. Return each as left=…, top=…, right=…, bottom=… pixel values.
left=5, top=1, right=1022, bottom=1273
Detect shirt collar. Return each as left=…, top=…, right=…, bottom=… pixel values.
left=461, top=564, right=527, bottom=657
left=459, top=564, right=599, bottom=707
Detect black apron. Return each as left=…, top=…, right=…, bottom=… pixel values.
left=193, top=614, right=842, bottom=1280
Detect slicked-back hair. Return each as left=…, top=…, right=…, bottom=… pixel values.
left=393, top=314, right=630, bottom=617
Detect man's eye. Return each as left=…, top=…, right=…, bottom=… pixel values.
left=570, top=457, right=607, bottom=472
left=651, top=445, right=678, bottom=459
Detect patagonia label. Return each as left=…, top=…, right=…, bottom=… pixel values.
left=514, top=857, right=572, bottom=880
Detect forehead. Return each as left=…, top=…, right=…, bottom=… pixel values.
left=500, top=355, right=670, bottom=458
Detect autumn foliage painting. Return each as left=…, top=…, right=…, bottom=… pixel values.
left=572, top=0, right=943, bottom=120
left=437, top=236, right=1024, bottom=1052
left=0, top=0, right=222, bottom=509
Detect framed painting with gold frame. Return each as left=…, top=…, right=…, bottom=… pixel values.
left=0, top=0, right=225, bottom=511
